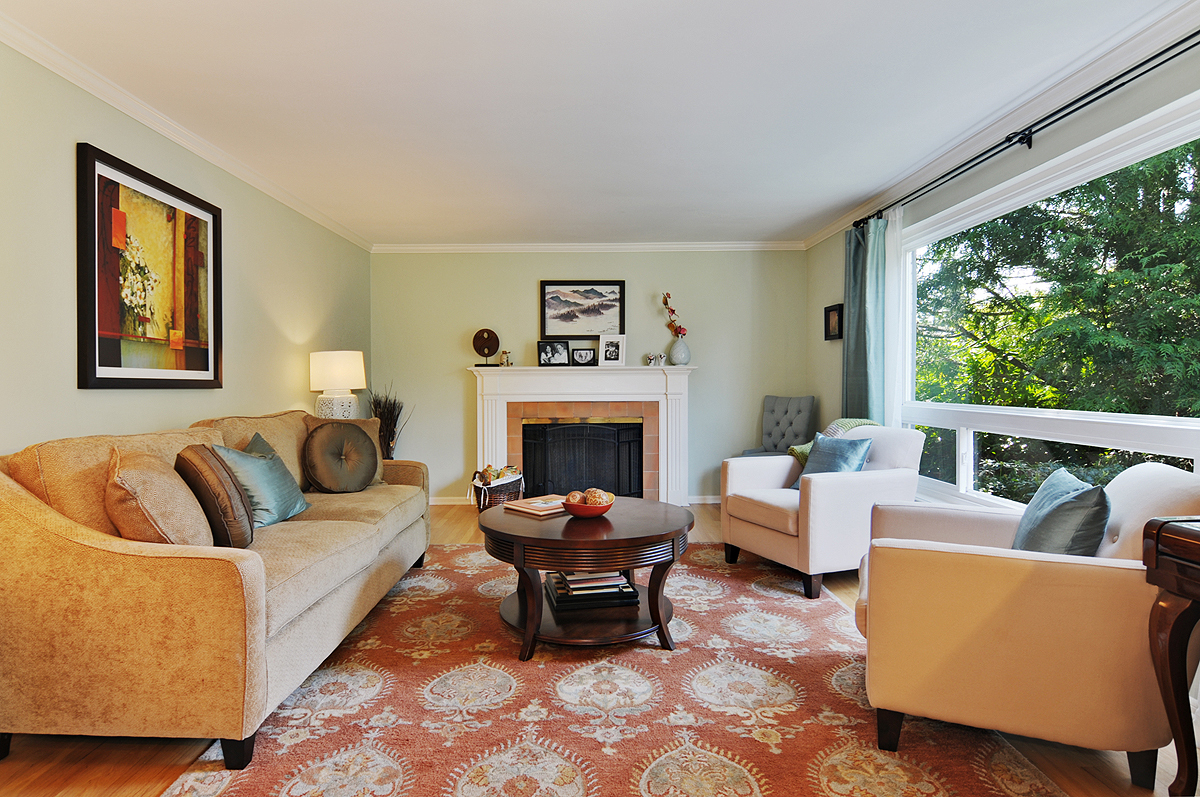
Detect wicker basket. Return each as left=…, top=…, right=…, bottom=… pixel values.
left=471, top=471, right=524, bottom=512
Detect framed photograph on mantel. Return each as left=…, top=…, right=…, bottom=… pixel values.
left=540, top=280, right=625, bottom=340
left=77, top=143, right=222, bottom=389
left=598, top=334, right=626, bottom=366
left=537, top=340, right=570, bottom=366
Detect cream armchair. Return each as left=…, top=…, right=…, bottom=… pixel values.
left=857, top=462, right=1200, bottom=789
left=721, top=426, right=925, bottom=598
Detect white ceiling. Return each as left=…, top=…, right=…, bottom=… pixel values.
left=1, top=1, right=1193, bottom=249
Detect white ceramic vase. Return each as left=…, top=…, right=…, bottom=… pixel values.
left=669, top=337, right=691, bottom=365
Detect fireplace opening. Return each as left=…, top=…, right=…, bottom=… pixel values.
left=522, top=418, right=643, bottom=498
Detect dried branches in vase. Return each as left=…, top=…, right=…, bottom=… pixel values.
left=368, top=384, right=408, bottom=459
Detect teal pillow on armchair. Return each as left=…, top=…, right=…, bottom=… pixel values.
left=1012, top=468, right=1109, bottom=556
left=801, top=432, right=872, bottom=475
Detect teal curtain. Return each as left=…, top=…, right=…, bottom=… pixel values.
left=842, top=218, right=887, bottom=420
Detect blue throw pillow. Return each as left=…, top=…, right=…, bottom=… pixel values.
left=1011, top=468, right=1109, bottom=556
left=214, top=433, right=310, bottom=528
left=801, top=432, right=872, bottom=476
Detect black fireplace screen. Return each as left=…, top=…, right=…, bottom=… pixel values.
left=522, top=421, right=643, bottom=497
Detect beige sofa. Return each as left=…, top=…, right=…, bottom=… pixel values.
left=0, top=410, right=429, bottom=769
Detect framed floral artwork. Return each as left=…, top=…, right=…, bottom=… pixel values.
left=77, top=143, right=222, bottom=388
left=540, top=280, right=625, bottom=340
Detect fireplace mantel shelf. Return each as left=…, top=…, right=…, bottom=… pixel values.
left=471, top=366, right=694, bottom=506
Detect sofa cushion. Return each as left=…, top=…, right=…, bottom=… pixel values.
left=1012, top=468, right=1110, bottom=556
left=726, top=489, right=800, bottom=537
left=175, top=444, right=256, bottom=548
left=298, top=483, right=427, bottom=532
left=192, top=410, right=310, bottom=491
left=303, top=415, right=384, bottom=485
left=250, top=519, right=389, bottom=638
left=802, top=432, right=872, bottom=476
left=215, top=434, right=309, bottom=528
left=105, top=448, right=214, bottom=546
left=6, top=427, right=225, bottom=536
left=304, top=422, right=378, bottom=494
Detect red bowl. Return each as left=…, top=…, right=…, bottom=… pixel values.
left=562, top=500, right=614, bottom=517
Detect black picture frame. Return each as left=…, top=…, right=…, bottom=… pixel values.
left=540, top=280, right=625, bottom=340
left=537, top=340, right=570, bottom=366
left=824, top=303, right=844, bottom=341
left=77, top=143, right=222, bottom=388
left=570, top=346, right=597, bottom=366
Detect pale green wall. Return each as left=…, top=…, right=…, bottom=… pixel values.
left=801, top=233, right=845, bottom=430
left=370, top=250, right=808, bottom=501
left=0, top=42, right=371, bottom=453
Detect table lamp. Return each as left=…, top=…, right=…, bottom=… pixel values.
left=310, top=350, right=366, bottom=418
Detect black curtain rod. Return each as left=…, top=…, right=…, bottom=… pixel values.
left=852, top=25, right=1200, bottom=229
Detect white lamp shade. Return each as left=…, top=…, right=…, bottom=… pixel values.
left=310, top=350, right=367, bottom=392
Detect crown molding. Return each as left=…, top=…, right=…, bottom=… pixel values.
left=371, top=240, right=806, bottom=254
left=799, top=0, right=1200, bottom=250
left=0, top=11, right=373, bottom=252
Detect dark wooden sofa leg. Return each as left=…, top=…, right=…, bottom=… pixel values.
left=0, top=732, right=11, bottom=759
left=724, top=544, right=740, bottom=564
left=412, top=552, right=425, bottom=568
left=1126, top=749, right=1157, bottom=790
left=877, top=709, right=904, bottom=751
left=800, top=572, right=823, bottom=599
left=221, top=734, right=256, bottom=770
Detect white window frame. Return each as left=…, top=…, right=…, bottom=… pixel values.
left=893, top=87, right=1200, bottom=506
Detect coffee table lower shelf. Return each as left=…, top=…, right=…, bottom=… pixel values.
left=499, top=584, right=673, bottom=648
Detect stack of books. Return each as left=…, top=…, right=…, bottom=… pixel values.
left=544, top=571, right=639, bottom=611
left=503, top=495, right=566, bottom=517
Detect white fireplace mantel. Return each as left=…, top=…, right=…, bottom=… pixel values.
left=471, top=366, right=694, bottom=505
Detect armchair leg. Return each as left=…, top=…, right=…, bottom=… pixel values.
left=800, top=572, right=822, bottom=599
left=412, top=552, right=425, bottom=568
left=1126, top=749, right=1157, bottom=790
left=724, top=544, right=740, bottom=564
left=221, top=734, right=256, bottom=770
left=877, top=709, right=903, bottom=751
left=0, top=732, right=11, bottom=759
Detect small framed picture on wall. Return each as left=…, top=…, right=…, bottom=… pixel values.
left=824, top=303, right=844, bottom=341
left=598, top=334, right=626, bottom=366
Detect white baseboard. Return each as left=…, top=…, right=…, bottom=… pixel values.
left=689, top=495, right=720, bottom=505
left=430, top=497, right=474, bottom=506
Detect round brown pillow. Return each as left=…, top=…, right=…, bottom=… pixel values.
left=304, top=422, right=379, bottom=493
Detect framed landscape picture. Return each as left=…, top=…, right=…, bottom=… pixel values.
left=540, top=280, right=625, bottom=340
left=77, top=143, right=222, bottom=389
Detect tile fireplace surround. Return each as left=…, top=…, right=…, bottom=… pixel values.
left=471, top=366, right=694, bottom=505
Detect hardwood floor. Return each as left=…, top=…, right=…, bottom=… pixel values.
left=0, top=502, right=1184, bottom=796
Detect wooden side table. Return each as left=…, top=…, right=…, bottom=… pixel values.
left=1144, top=517, right=1200, bottom=796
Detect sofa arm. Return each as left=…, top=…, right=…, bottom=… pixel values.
left=0, top=474, right=268, bottom=741
left=383, top=459, right=429, bottom=493
left=871, top=501, right=1022, bottom=547
left=865, top=538, right=1175, bottom=752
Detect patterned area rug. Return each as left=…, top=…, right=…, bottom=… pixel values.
left=162, top=543, right=1066, bottom=797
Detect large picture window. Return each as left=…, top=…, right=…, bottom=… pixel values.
left=908, top=137, right=1200, bottom=502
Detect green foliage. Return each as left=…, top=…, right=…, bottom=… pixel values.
left=916, top=139, right=1200, bottom=498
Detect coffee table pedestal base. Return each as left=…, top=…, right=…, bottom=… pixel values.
left=500, top=584, right=674, bottom=661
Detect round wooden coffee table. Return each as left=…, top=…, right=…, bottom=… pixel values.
left=479, top=497, right=694, bottom=660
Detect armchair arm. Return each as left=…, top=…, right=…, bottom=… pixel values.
left=799, top=469, right=919, bottom=574
left=865, top=539, right=1176, bottom=752
left=871, top=501, right=1021, bottom=548
left=0, top=475, right=268, bottom=741
left=383, top=459, right=429, bottom=493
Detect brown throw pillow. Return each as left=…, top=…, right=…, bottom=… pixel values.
left=105, top=448, right=214, bottom=546
left=304, top=422, right=379, bottom=494
left=303, top=415, right=384, bottom=485
left=175, top=444, right=255, bottom=548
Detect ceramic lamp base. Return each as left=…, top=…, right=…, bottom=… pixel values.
left=316, top=393, right=359, bottom=419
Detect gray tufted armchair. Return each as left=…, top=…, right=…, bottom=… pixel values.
left=741, top=395, right=816, bottom=456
